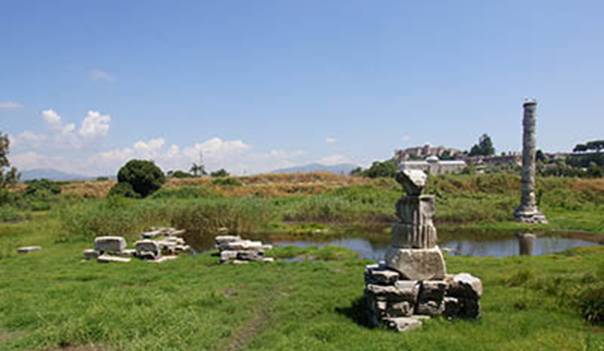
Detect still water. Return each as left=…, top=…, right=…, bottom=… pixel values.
left=272, top=235, right=601, bottom=260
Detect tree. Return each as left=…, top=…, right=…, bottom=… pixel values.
left=469, top=134, right=495, bottom=157
left=585, top=140, right=604, bottom=152
left=114, top=160, right=166, bottom=198
left=536, top=149, right=546, bottom=162
left=573, top=144, right=588, bottom=152
left=364, top=159, right=398, bottom=178
left=0, top=132, right=19, bottom=189
left=169, top=170, right=193, bottom=178
left=210, top=169, right=229, bottom=177
left=440, top=150, right=455, bottom=161
left=350, top=167, right=364, bottom=176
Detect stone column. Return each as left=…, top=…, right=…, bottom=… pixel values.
left=385, top=170, right=446, bottom=280
left=514, top=100, right=547, bottom=224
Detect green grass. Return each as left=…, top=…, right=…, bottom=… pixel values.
left=0, top=217, right=603, bottom=350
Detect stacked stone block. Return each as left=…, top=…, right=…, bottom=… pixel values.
left=364, top=170, right=482, bottom=332
left=364, top=263, right=482, bottom=331
left=215, top=235, right=274, bottom=264
left=83, top=227, right=190, bottom=263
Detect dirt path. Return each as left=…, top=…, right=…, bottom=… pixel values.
left=220, top=283, right=285, bottom=351
left=223, top=302, right=273, bottom=351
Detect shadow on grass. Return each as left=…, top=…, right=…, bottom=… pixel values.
left=335, top=296, right=373, bottom=328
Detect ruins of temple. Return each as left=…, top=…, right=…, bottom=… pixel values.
left=514, top=99, right=547, bottom=224
left=363, top=169, right=482, bottom=332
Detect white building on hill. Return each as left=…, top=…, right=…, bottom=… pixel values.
left=400, top=156, right=466, bottom=175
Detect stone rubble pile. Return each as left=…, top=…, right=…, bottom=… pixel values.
left=364, top=170, right=483, bottom=332
left=365, top=264, right=482, bottom=332
left=83, top=227, right=190, bottom=263
left=215, top=235, right=274, bottom=264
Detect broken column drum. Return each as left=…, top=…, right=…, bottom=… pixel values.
left=514, top=99, right=547, bottom=224
left=385, top=170, right=446, bottom=281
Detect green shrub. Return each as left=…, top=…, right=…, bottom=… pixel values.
left=577, top=283, right=604, bottom=324
left=169, top=170, right=193, bottom=178
left=211, top=177, right=242, bottom=186
left=108, top=182, right=140, bottom=199
left=0, top=188, right=17, bottom=206
left=210, top=169, right=230, bottom=177
left=24, top=179, right=61, bottom=196
left=0, top=206, right=28, bottom=223
left=116, top=160, right=166, bottom=198
left=354, top=159, right=398, bottom=178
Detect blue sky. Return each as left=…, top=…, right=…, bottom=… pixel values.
left=1, top=0, right=603, bottom=175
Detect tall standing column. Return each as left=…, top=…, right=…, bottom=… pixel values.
left=514, top=99, right=547, bottom=224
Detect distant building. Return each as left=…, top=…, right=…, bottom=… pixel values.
left=395, top=144, right=463, bottom=161
left=399, top=156, right=467, bottom=175
left=465, top=153, right=522, bottom=167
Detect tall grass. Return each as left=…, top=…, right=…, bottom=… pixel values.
left=57, top=196, right=172, bottom=242
left=170, top=198, right=273, bottom=248
left=52, top=173, right=604, bottom=244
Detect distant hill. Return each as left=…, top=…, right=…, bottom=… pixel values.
left=272, top=163, right=358, bottom=175
left=19, top=169, right=93, bottom=182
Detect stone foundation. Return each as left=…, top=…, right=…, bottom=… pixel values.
left=514, top=208, right=548, bottom=224
left=215, top=235, right=275, bottom=264
left=364, top=262, right=482, bottom=331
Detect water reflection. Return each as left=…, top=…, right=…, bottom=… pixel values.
left=273, top=235, right=601, bottom=259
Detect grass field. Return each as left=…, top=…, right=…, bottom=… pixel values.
left=0, top=216, right=603, bottom=351
left=1, top=173, right=603, bottom=350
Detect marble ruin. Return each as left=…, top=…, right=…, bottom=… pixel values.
left=364, top=169, right=482, bottom=332
left=84, top=227, right=190, bottom=263
left=215, top=235, right=274, bottom=264
left=16, top=246, right=42, bottom=254
left=514, top=99, right=547, bottom=224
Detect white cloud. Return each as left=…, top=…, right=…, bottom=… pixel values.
left=92, top=137, right=252, bottom=175
left=10, top=131, right=46, bottom=149
left=134, top=138, right=165, bottom=153
left=42, top=109, right=61, bottom=126
left=325, top=137, right=337, bottom=144
left=11, top=151, right=81, bottom=173
left=42, top=109, right=76, bottom=134
left=183, top=137, right=250, bottom=160
left=10, top=151, right=45, bottom=169
left=90, top=69, right=115, bottom=82
left=98, top=147, right=134, bottom=162
left=11, top=109, right=112, bottom=153
left=79, top=111, right=111, bottom=138
left=0, top=101, right=22, bottom=109
left=402, top=134, right=412, bottom=142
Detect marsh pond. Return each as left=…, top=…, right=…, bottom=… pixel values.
left=188, top=229, right=603, bottom=259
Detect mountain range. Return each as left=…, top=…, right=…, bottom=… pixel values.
left=19, top=169, right=94, bottom=182
left=17, top=163, right=360, bottom=182
left=271, top=163, right=358, bottom=175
